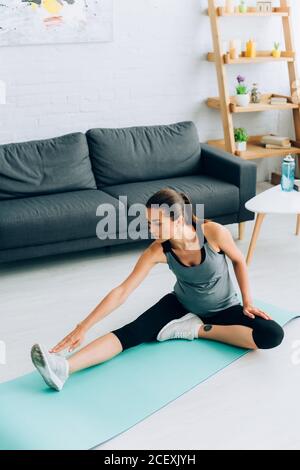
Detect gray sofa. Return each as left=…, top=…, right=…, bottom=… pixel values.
left=0, top=121, right=257, bottom=263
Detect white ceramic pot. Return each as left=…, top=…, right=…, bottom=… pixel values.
left=235, top=141, right=247, bottom=151
left=235, top=93, right=250, bottom=107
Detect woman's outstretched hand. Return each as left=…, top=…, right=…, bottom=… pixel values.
left=243, top=303, right=272, bottom=320
left=49, top=323, right=86, bottom=354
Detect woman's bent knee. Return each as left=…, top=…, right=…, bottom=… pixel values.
left=252, top=320, right=285, bottom=349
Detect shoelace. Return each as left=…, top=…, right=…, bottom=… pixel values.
left=171, top=330, right=191, bottom=339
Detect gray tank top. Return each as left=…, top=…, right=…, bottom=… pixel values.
left=162, top=219, right=240, bottom=317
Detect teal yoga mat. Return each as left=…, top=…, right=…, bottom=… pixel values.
left=0, top=299, right=299, bottom=450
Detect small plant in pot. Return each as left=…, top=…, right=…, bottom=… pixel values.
left=272, top=41, right=281, bottom=58
left=234, top=127, right=248, bottom=151
left=235, top=75, right=250, bottom=106
left=239, top=0, right=247, bottom=13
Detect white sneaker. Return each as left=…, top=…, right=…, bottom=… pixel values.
left=31, top=343, right=69, bottom=392
left=157, top=313, right=203, bottom=342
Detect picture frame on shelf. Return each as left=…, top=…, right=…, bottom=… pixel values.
left=256, top=1, right=272, bottom=13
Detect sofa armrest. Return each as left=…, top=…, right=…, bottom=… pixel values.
left=200, top=143, right=257, bottom=222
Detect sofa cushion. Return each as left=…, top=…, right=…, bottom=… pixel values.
left=0, top=190, right=124, bottom=249
left=0, top=132, right=96, bottom=200
left=86, top=121, right=201, bottom=187
left=103, top=175, right=240, bottom=223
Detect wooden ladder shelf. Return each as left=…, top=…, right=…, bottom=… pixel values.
left=206, top=0, right=300, bottom=167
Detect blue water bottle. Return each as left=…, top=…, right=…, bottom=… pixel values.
left=281, top=155, right=295, bottom=192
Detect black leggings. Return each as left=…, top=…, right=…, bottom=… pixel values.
left=112, top=292, right=284, bottom=351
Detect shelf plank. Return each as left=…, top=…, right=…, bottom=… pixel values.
left=207, top=135, right=300, bottom=160
left=216, top=6, right=289, bottom=17
left=207, top=51, right=295, bottom=64
left=206, top=93, right=299, bottom=113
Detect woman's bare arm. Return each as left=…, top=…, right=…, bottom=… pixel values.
left=78, top=241, right=165, bottom=331
left=205, top=222, right=252, bottom=304
left=205, top=222, right=271, bottom=320
left=50, top=241, right=166, bottom=353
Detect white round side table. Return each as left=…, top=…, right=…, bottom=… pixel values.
left=245, top=182, right=300, bottom=265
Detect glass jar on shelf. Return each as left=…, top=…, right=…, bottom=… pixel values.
left=250, top=83, right=261, bottom=103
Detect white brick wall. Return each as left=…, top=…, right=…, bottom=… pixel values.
left=1, top=0, right=299, bottom=181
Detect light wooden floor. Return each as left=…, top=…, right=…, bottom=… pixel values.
left=1, top=183, right=300, bottom=450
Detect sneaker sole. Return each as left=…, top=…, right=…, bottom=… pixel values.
left=31, top=343, right=63, bottom=392
left=157, top=313, right=201, bottom=341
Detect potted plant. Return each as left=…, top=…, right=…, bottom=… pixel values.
left=239, top=0, right=247, bottom=13
left=234, top=127, right=248, bottom=151
left=235, top=75, right=250, bottom=106
left=272, top=41, right=281, bottom=58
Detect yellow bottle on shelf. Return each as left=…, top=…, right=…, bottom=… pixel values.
left=229, top=40, right=238, bottom=59
left=250, top=40, right=256, bottom=58
left=245, top=39, right=256, bottom=58
left=245, top=40, right=251, bottom=57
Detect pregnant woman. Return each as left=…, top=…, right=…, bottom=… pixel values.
left=31, top=188, right=284, bottom=391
